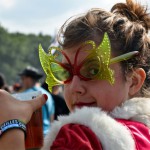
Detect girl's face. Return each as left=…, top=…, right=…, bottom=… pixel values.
left=63, top=44, right=132, bottom=112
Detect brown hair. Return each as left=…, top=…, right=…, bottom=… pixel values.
left=58, top=0, right=150, bottom=97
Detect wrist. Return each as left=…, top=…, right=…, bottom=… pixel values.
left=0, top=119, right=26, bottom=138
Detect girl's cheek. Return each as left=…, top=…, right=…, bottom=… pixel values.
left=64, top=89, right=70, bottom=107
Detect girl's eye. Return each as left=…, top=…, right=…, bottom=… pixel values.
left=89, top=68, right=99, bottom=76
left=80, top=58, right=101, bottom=78
left=50, top=62, right=71, bottom=82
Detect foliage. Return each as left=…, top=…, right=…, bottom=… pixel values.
left=0, top=25, right=52, bottom=85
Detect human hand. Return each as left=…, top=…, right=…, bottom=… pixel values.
left=0, top=89, right=47, bottom=125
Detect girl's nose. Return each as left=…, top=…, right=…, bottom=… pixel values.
left=70, top=75, right=86, bottom=95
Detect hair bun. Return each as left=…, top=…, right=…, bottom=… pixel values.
left=111, top=0, right=150, bottom=32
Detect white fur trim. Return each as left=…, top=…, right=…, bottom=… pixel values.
left=111, top=97, right=150, bottom=128
left=42, top=107, right=135, bottom=150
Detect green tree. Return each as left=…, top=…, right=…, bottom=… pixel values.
left=0, top=25, right=52, bottom=85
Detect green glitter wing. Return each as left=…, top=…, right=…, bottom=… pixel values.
left=82, top=33, right=138, bottom=84
left=83, top=33, right=115, bottom=84
left=39, top=44, right=61, bottom=92
left=95, top=33, right=114, bottom=84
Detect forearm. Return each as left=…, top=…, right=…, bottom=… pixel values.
left=0, top=129, right=25, bottom=150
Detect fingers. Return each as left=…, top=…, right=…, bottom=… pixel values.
left=28, top=94, right=48, bottom=112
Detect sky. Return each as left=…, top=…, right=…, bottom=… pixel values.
left=0, top=0, right=149, bottom=36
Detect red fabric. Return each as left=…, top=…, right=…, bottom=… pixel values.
left=116, top=119, right=150, bottom=150
left=50, top=124, right=103, bottom=150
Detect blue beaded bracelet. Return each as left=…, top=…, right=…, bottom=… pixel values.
left=0, top=119, right=26, bottom=138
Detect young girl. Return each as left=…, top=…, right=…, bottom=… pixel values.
left=39, top=0, right=150, bottom=149
left=0, top=0, right=150, bottom=150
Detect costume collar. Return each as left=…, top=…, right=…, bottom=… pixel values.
left=110, top=97, right=150, bottom=128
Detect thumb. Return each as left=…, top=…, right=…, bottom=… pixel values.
left=28, top=94, right=48, bottom=112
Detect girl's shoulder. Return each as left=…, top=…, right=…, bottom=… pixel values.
left=42, top=107, right=136, bottom=150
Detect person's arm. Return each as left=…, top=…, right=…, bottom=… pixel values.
left=0, top=90, right=47, bottom=150
left=0, top=129, right=25, bottom=150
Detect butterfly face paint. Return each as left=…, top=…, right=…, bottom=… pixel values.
left=39, top=33, right=138, bottom=92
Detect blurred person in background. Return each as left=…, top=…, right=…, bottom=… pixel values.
left=12, top=82, right=22, bottom=93
left=18, top=66, right=55, bottom=137
left=42, top=83, right=69, bottom=120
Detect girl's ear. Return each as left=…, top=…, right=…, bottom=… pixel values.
left=128, top=68, right=146, bottom=96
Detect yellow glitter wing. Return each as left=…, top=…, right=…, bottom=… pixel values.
left=39, top=44, right=61, bottom=92
left=83, top=33, right=114, bottom=84
left=96, top=33, right=114, bottom=84
left=82, top=33, right=138, bottom=84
